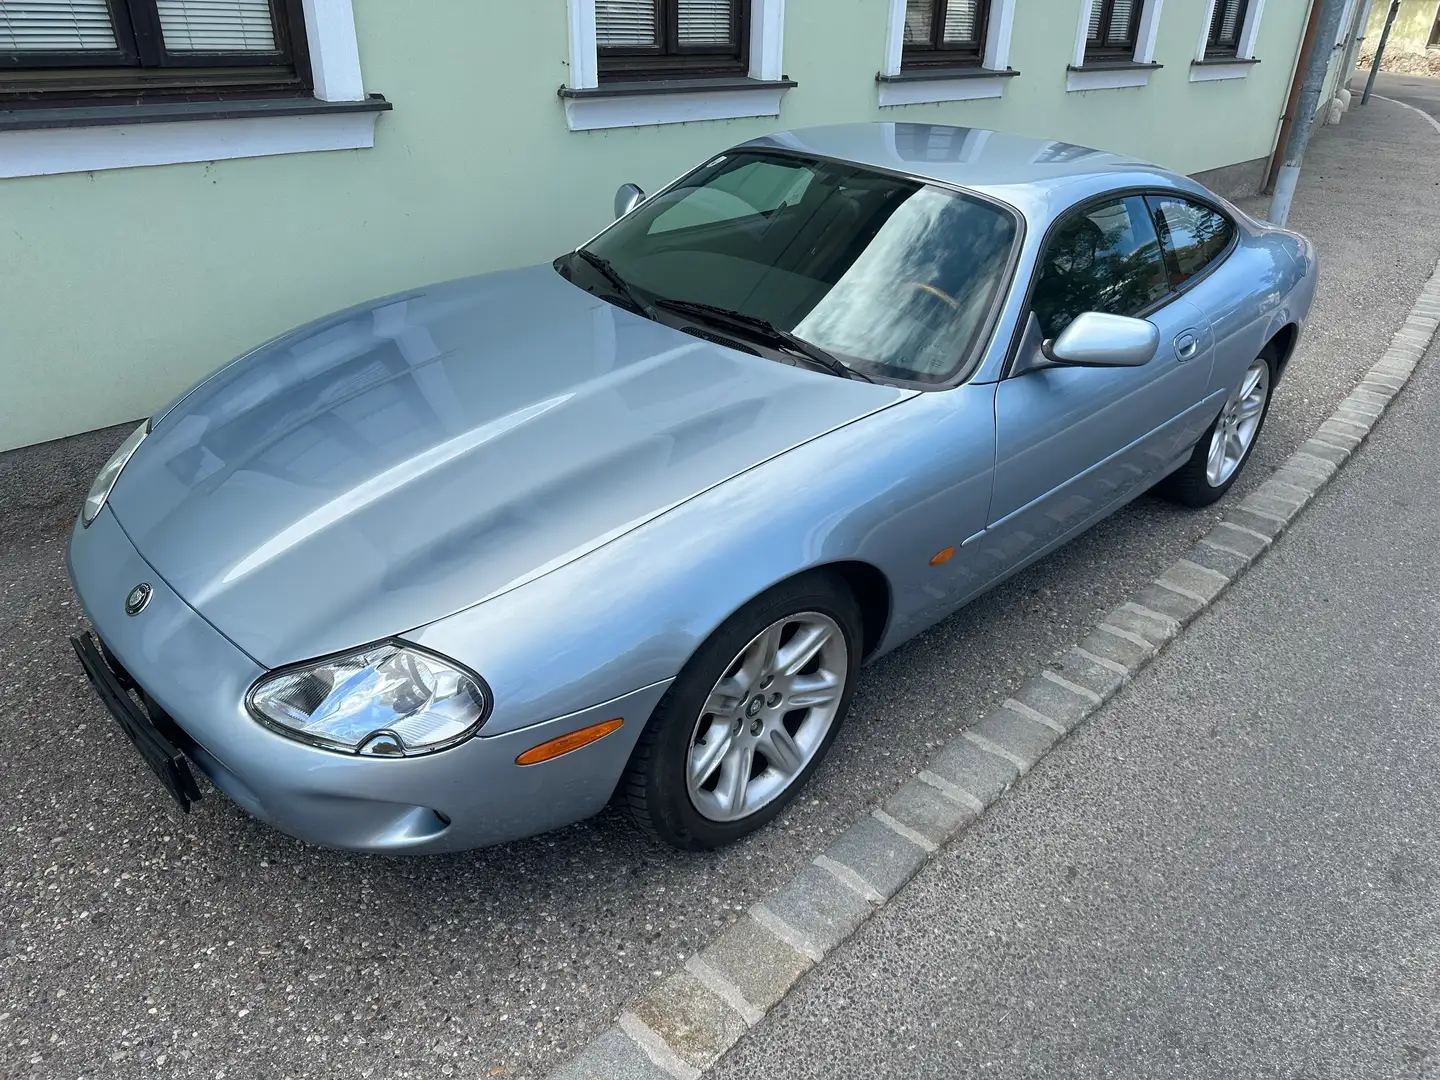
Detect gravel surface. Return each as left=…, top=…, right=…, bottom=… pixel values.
left=3, top=100, right=1438, bottom=1079
left=710, top=333, right=1440, bottom=1080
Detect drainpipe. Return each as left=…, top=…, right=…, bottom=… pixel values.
left=1267, top=0, right=1351, bottom=225
left=1266, top=0, right=1327, bottom=195
left=1362, top=0, right=1401, bottom=104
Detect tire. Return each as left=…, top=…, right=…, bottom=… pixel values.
left=622, top=571, right=863, bottom=851
left=1159, top=347, right=1277, bottom=508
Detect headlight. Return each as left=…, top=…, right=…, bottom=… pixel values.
left=82, top=422, right=148, bottom=527
left=247, top=644, right=490, bottom=756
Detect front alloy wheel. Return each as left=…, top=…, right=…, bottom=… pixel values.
left=686, top=612, right=847, bottom=823
left=622, top=572, right=862, bottom=850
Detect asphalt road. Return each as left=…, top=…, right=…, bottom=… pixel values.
left=710, top=323, right=1440, bottom=1080
left=3, top=98, right=1439, bottom=1079
left=1359, top=70, right=1440, bottom=118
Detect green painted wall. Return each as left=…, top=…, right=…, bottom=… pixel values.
left=0, top=0, right=1310, bottom=451
left=1364, top=0, right=1440, bottom=52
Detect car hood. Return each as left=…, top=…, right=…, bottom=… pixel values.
left=109, top=265, right=909, bottom=667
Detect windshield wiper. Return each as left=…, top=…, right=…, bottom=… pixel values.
left=650, top=298, right=873, bottom=383
left=571, top=249, right=658, bottom=320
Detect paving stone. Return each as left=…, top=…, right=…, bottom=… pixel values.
left=1335, top=410, right=1381, bottom=432
left=760, top=864, right=874, bottom=960
left=1240, top=491, right=1305, bottom=523
left=1316, top=421, right=1364, bottom=448
left=1009, top=669, right=1097, bottom=731
left=1131, top=580, right=1206, bottom=625
left=1211, top=518, right=1271, bottom=554
left=1298, top=438, right=1349, bottom=466
left=1280, top=453, right=1334, bottom=480
left=969, top=703, right=1065, bottom=768
left=1105, top=603, right=1181, bottom=648
left=553, top=1027, right=676, bottom=1080
left=881, top=776, right=979, bottom=848
left=1226, top=506, right=1288, bottom=539
left=627, top=969, right=747, bottom=1074
left=1187, top=537, right=1250, bottom=579
left=696, top=915, right=813, bottom=1016
left=1080, top=624, right=1155, bottom=672
left=1348, top=387, right=1390, bottom=407
left=1051, top=646, right=1127, bottom=700
left=1253, top=478, right=1308, bottom=507
left=926, top=736, right=1019, bottom=807
left=1158, top=558, right=1232, bottom=602
left=822, top=812, right=928, bottom=901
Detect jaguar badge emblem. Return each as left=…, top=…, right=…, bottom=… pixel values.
left=124, top=583, right=152, bottom=617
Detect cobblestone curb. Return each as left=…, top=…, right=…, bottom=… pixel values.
left=550, top=261, right=1440, bottom=1080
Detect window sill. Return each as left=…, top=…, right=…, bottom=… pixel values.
left=876, top=66, right=1018, bottom=106
left=1190, top=57, right=1261, bottom=82
left=0, top=94, right=391, bottom=178
left=1066, top=61, right=1161, bottom=92
left=559, top=77, right=796, bottom=131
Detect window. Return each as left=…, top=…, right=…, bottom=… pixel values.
left=1031, top=197, right=1169, bottom=339
left=1085, top=0, right=1142, bottom=61
left=596, top=0, right=747, bottom=80
left=1148, top=196, right=1233, bottom=287
left=0, top=0, right=310, bottom=103
left=571, top=151, right=1019, bottom=383
left=1204, top=0, right=1248, bottom=56
left=902, top=0, right=989, bottom=68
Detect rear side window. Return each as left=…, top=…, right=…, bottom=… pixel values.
left=1030, top=196, right=1170, bottom=339
left=1148, top=196, right=1233, bottom=287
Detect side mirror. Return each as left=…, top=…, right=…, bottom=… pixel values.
left=1046, top=311, right=1159, bottom=368
left=614, top=183, right=646, bottom=219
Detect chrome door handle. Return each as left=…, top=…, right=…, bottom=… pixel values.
left=1174, top=331, right=1200, bottom=361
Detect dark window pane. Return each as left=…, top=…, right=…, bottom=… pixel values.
left=1031, top=196, right=1169, bottom=339
left=1207, top=0, right=1246, bottom=52
left=585, top=151, right=1018, bottom=382
left=1106, top=0, right=1135, bottom=44
left=904, top=0, right=933, bottom=44
left=597, top=0, right=658, bottom=46
left=941, top=0, right=981, bottom=44
left=677, top=0, right=733, bottom=45
left=1150, top=197, right=1233, bottom=286
left=0, top=0, right=118, bottom=49
left=156, top=0, right=278, bottom=52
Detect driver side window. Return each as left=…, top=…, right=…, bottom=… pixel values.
left=1031, top=196, right=1170, bottom=340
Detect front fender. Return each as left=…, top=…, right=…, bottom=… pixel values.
left=405, top=385, right=998, bottom=735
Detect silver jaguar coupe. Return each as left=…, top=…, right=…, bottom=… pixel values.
left=68, top=123, right=1317, bottom=853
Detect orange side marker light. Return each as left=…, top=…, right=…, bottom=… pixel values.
left=930, top=547, right=956, bottom=566
left=515, top=718, right=625, bottom=766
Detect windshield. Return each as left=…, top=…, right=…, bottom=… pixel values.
left=576, top=150, right=1019, bottom=383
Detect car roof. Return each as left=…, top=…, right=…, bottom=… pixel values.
left=738, top=123, right=1197, bottom=220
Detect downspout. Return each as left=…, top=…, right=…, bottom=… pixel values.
left=1266, top=0, right=1328, bottom=194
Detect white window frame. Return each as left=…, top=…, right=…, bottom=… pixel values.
left=1190, top=0, right=1268, bottom=81
left=562, top=0, right=790, bottom=132
left=0, top=0, right=377, bottom=180
left=877, top=0, right=1019, bottom=106
left=1066, top=0, right=1166, bottom=92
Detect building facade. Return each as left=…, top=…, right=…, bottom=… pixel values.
left=1362, top=0, right=1440, bottom=56
left=1, top=0, right=1323, bottom=451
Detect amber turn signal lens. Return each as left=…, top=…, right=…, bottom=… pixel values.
left=929, top=547, right=956, bottom=566
left=515, top=718, right=624, bottom=766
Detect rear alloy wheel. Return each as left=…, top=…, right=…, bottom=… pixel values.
left=622, top=573, right=861, bottom=850
left=1160, top=349, right=1275, bottom=507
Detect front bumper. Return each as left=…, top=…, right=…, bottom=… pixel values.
left=67, top=508, right=670, bottom=853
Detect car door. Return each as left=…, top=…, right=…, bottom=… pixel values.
left=979, top=194, right=1213, bottom=573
